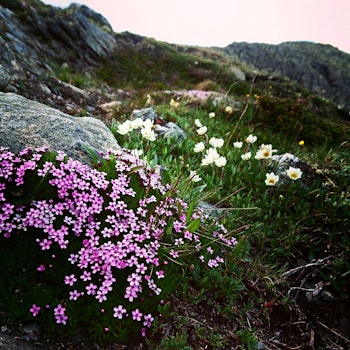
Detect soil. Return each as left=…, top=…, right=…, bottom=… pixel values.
left=1, top=274, right=349, bottom=350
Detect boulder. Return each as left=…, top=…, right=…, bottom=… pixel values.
left=0, top=92, right=120, bottom=164
left=130, top=107, right=187, bottom=141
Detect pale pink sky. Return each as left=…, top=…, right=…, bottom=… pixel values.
left=41, top=0, right=350, bottom=53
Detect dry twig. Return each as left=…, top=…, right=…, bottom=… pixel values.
left=281, top=256, right=333, bottom=279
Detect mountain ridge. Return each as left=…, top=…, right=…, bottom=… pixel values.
left=0, top=0, right=349, bottom=124
left=223, top=41, right=350, bottom=110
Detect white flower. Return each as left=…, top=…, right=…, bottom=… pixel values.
left=189, top=170, right=201, bottom=182
left=143, top=119, right=154, bottom=128
left=170, top=98, right=179, bottom=107
left=286, top=167, right=302, bottom=180
left=130, top=118, right=144, bottom=129
left=265, top=172, right=279, bottom=186
left=194, top=142, right=205, bottom=153
left=209, top=112, right=216, bottom=119
left=201, top=157, right=211, bottom=166
left=215, top=156, right=227, bottom=167
left=141, top=126, right=156, bottom=141
left=245, top=134, right=257, bottom=144
left=255, top=144, right=277, bottom=160
left=225, top=106, right=233, bottom=114
left=209, top=137, right=224, bottom=149
left=201, top=147, right=220, bottom=166
left=241, top=152, right=251, bottom=161
left=196, top=126, right=207, bottom=135
left=145, top=94, right=152, bottom=105
left=130, top=149, right=143, bottom=157
left=117, top=120, right=133, bottom=135
left=233, top=141, right=243, bottom=149
left=194, top=119, right=202, bottom=128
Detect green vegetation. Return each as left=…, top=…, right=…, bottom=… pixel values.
left=0, top=5, right=349, bottom=346
left=95, top=35, right=234, bottom=92
left=47, top=61, right=95, bottom=89
left=110, top=90, right=349, bottom=348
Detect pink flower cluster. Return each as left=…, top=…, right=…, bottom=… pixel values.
left=175, top=90, right=213, bottom=101
left=0, top=146, right=237, bottom=334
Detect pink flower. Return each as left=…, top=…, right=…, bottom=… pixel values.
left=156, top=270, right=165, bottom=279
left=64, top=274, right=77, bottom=286
left=143, top=313, right=154, bottom=327
left=132, top=309, right=143, bottom=321
left=30, top=304, right=40, bottom=317
left=113, top=305, right=127, bottom=319
left=37, top=264, right=46, bottom=271
left=54, top=304, right=68, bottom=325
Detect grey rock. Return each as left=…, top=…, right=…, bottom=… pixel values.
left=0, top=66, right=11, bottom=90
left=0, top=93, right=120, bottom=164
left=131, top=107, right=158, bottom=121
left=269, top=153, right=306, bottom=186
left=231, top=66, right=246, bottom=81
left=131, top=107, right=187, bottom=141
left=224, top=41, right=350, bottom=111
left=155, top=122, right=187, bottom=141
left=5, top=84, right=18, bottom=93
left=67, top=6, right=116, bottom=57
left=0, top=2, right=116, bottom=89
left=257, top=341, right=266, bottom=350
left=198, top=201, right=222, bottom=218
left=18, top=323, right=40, bottom=336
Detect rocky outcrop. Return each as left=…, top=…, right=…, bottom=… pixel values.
left=223, top=41, right=350, bottom=110
left=0, top=2, right=116, bottom=71
left=0, top=92, right=120, bottom=164
left=0, top=1, right=116, bottom=105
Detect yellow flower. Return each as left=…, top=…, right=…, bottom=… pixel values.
left=286, top=167, right=302, bottom=180
left=299, top=140, right=304, bottom=146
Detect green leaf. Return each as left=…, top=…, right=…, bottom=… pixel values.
left=127, top=165, right=146, bottom=174
left=186, top=184, right=207, bottom=202
left=186, top=199, right=196, bottom=223
left=80, top=144, right=103, bottom=165
left=186, top=218, right=201, bottom=232
left=9, top=193, right=35, bottom=205
left=161, top=168, right=171, bottom=185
